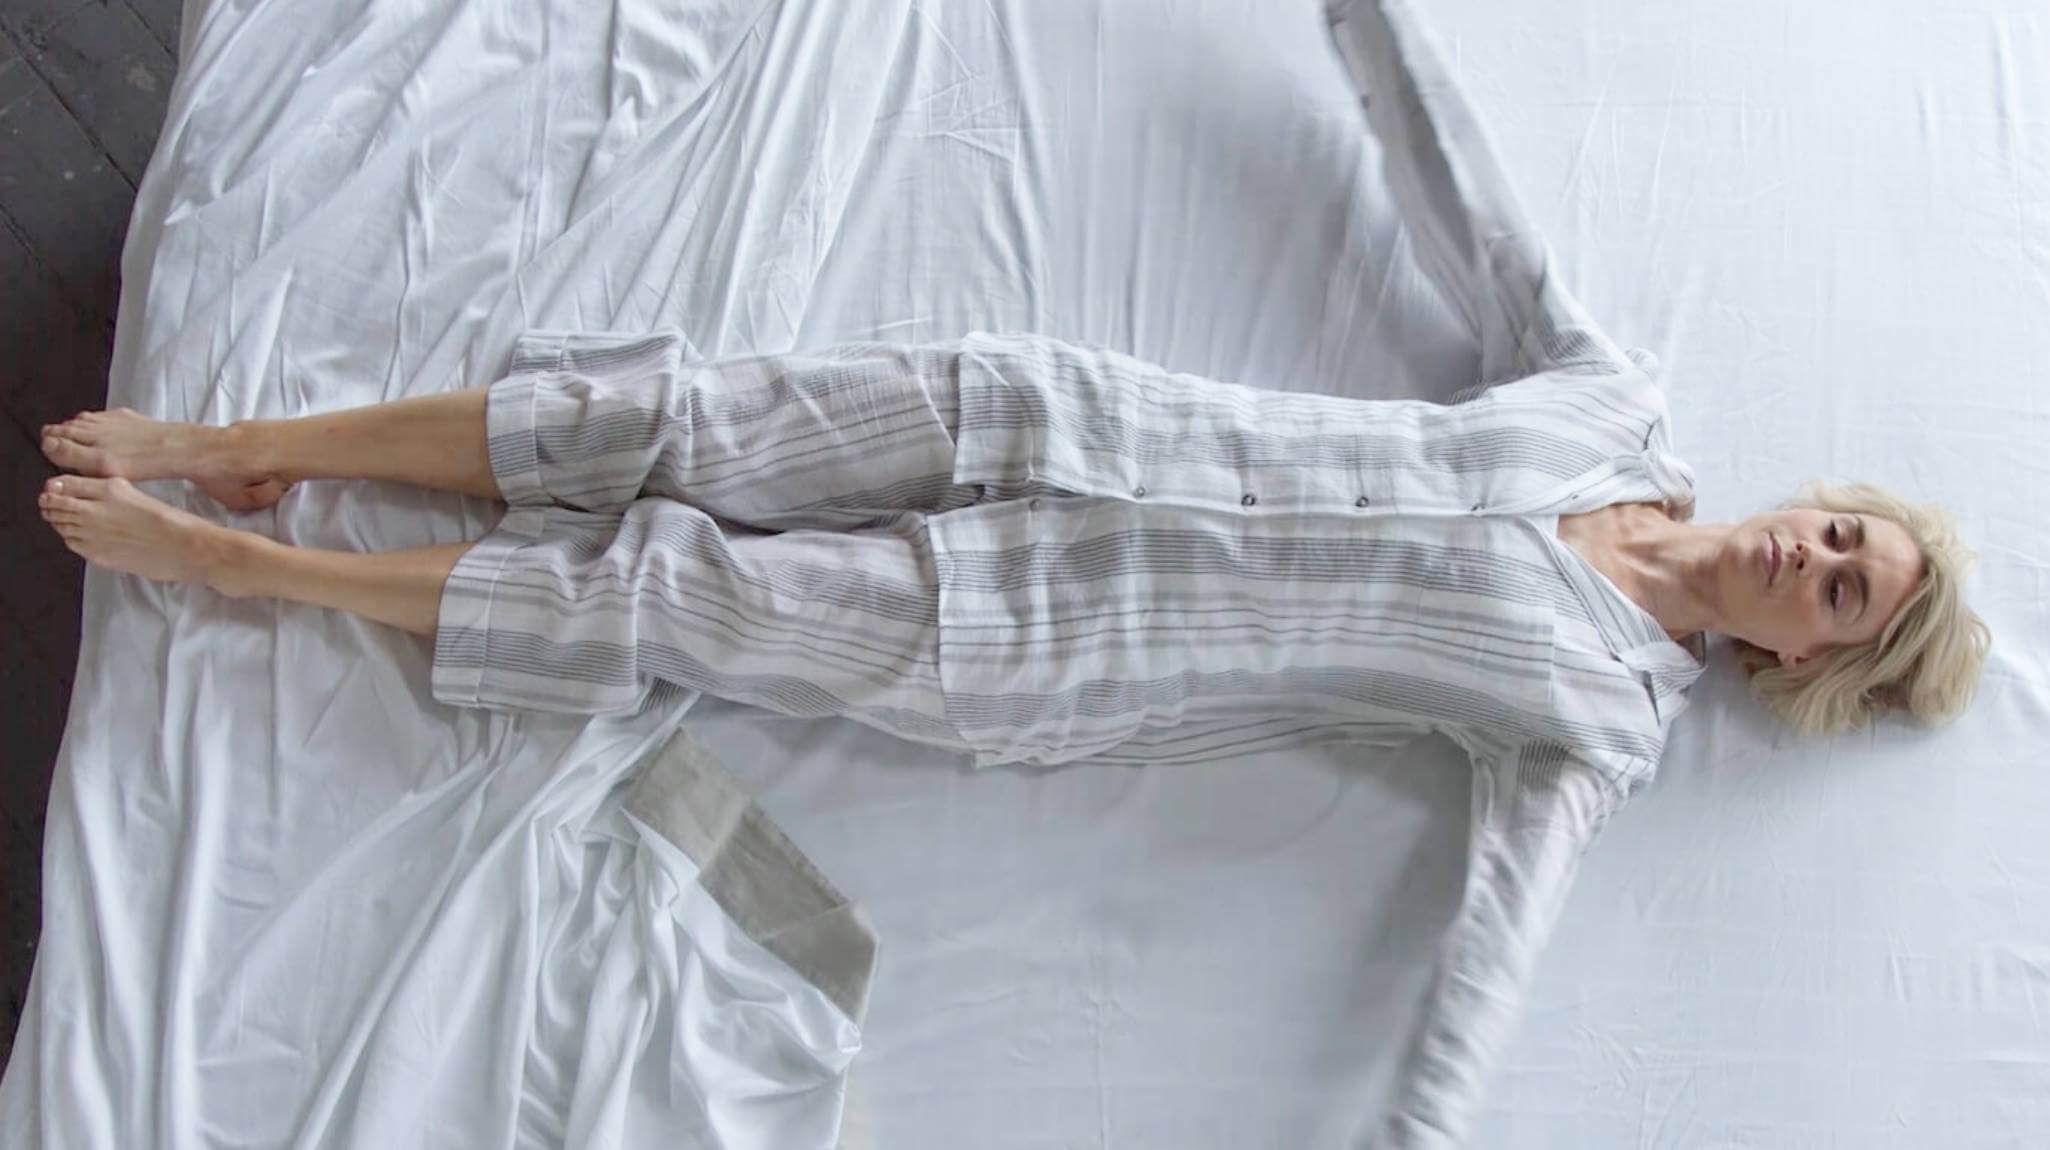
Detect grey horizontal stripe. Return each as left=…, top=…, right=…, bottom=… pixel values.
left=1093, top=716, right=1427, bottom=764
left=849, top=707, right=967, bottom=743
left=487, top=422, right=541, bottom=478
left=1093, top=729, right=1385, bottom=766
left=637, top=639, right=949, bottom=732
left=508, top=348, right=562, bottom=373
left=794, top=473, right=981, bottom=514
left=468, top=579, right=945, bottom=688
left=558, top=336, right=682, bottom=372
left=1649, top=666, right=1695, bottom=698
left=1538, top=326, right=1606, bottom=370
left=453, top=672, right=643, bottom=713
left=953, top=652, right=1663, bottom=757
left=1516, top=385, right=1651, bottom=446
left=516, top=406, right=667, bottom=458
left=943, top=614, right=1556, bottom=685
left=1551, top=358, right=1618, bottom=377
left=939, top=532, right=1565, bottom=603
left=585, top=516, right=941, bottom=622
left=965, top=388, right=1604, bottom=480
left=943, top=593, right=1553, bottom=642
left=943, top=664, right=1500, bottom=726
left=492, top=439, right=539, bottom=477
left=448, top=630, right=933, bottom=724
left=522, top=394, right=948, bottom=482
left=535, top=453, right=972, bottom=523
left=456, top=654, right=963, bottom=748
left=471, top=532, right=938, bottom=623
left=653, top=357, right=951, bottom=433
left=966, top=344, right=1390, bottom=419
left=436, top=624, right=489, bottom=665
left=1515, top=740, right=1572, bottom=789
left=507, top=334, right=681, bottom=377
left=970, top=339, right=1639, bottom=447
left=443, top=520, right=942, bottom=641
left=672, top=424, right=955, bottom=494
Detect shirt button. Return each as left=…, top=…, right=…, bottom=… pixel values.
left=1355, top=496, right=1370, bottom=508
left=1132, top=485, right=1147, bottom=498
left=1240, top=493, right=1257, bottom=507
left=1028, top=497, right=1044, bottom=511
left=1471, top=502, right=1485, bottom=512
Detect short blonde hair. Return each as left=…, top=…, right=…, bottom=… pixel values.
left=1730, top=480, right=1991, bottom=736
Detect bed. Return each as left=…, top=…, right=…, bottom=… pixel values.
left=7, top=0, right=2049, bottom=1146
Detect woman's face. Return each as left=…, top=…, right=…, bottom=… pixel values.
left=1718, top=508, right=1924, bottom=666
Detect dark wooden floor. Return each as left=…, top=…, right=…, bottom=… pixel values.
left=0, top=0, right=181, bottom=1066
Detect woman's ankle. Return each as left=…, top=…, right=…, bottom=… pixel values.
left=220, top=420, right=275, bottom=480
left=201, top=528, right=278, bottom=599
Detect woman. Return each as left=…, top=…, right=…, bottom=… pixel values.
left=31, top=1, right=1991, bottom=1145
left=31, top=334, right=1984, bottom=751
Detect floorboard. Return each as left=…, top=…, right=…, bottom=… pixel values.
left=0, top=35, right=134, bottom=319
left=20, top=0, right=176, bottom=183
left=0, top=0, right=175, bottom=1069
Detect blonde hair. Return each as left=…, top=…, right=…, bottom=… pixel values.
left=1729, top=480, right=1991, bottom=736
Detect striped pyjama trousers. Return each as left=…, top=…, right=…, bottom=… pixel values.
left=430, top=333, right=984, bottom=753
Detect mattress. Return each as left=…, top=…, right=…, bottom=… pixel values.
left=7, top=0, right=2049, bottom=1146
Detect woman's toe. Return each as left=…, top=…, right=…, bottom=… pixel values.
left=42, top=434, right=100, bottom=473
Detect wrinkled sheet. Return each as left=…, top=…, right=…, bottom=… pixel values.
left=7, top=0, right=2050, bottom=1146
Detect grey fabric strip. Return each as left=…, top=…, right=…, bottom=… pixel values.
left=624, top=727, right=879, bottom=1025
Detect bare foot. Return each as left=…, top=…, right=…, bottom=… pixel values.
left=38, top=475, right=255, bottom=592
left=41, top=408, right=291, bottom=512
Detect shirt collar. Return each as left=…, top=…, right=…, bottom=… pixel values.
left=1540, top=527, right=1709, bottom=725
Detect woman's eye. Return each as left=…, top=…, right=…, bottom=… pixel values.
left=1829, top=577, right=1840, bottom=610
left=1827, top=522, right=1839, bottom=548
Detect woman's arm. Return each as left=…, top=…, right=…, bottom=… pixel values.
left=1375, top=738, right=1643, bottom=1148
left=1327, top=0, right=1632, bottom=385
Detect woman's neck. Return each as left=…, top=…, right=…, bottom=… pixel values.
left=1564, top=504, right=1725, bottom=641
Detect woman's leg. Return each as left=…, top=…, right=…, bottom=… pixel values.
left=36, top=473, right=967, bottom=753
left=42, top=334, right=985, bottom=526
left=38, top=474, right=462, bottom=635
left=40, top=388, right=498, bottom=511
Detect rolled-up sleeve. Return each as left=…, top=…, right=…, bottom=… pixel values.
left=1378, top=739, right=1641, bottom=1149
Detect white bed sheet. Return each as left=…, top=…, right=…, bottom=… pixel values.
left=7, top=0, right=2049, bottom=1146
